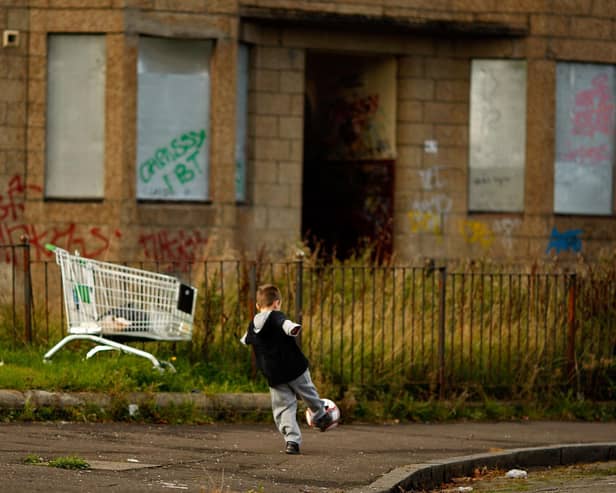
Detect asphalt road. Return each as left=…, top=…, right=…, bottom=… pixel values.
left=0, top=420, right=614, bottom=492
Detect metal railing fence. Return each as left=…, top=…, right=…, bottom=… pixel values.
left=1, top=241, right=614, bottom=398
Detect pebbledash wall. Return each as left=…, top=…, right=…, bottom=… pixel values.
left=1, top=0, right=616, bottom=266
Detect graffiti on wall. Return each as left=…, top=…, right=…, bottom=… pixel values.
left=0, top=175, right=123, bottom=262
left=0, top=174, right=208, bottom=266
left=0, top=175, right=42, bottom=222
left=563, top=74, right=614, bottom=166
left=326, top=93, right=392, bottom=159
left=312, top=55, right=396, bottom=161
left=138, top=229, right=209, bottom=267
left=555, top=65, right=615, bottom=214
left=138, top=129, right=207, bottom=198
left=545, top=228, right=583, bottom=255
left=459, top=219, right=495, bottom=250
left=408, top=196, right=452, bottom=236
left=492, top=218, right=521, bottom=252
left=407, top=166, right=451, bottom=237
left=2, top=224, right=122, bottom=263
left=418, top=165, right=447, bottom=191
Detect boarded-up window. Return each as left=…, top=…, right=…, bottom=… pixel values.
left=555, top=63, right=615, bottom=215
left=235, top=43, right=249, bottom=202
left=137, top=37, right=212, bottom=201
left=46, top=34, right=106, bottom=199
left=469, top=60, right=527, bottom=212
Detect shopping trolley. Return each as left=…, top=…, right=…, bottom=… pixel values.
left=43, top=244, right=197, bottom=371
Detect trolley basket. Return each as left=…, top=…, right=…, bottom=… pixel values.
left=43, top=244, right=197, bottom=371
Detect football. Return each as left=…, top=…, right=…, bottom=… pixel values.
left=305, top=398, right=340, bottom=431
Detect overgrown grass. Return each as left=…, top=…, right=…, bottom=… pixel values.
left=0, top=347, right=613, bottom=424
left=0, top=247, right=614, bottom=422
left=334, top=386, right=616, bottom=423
left=0, top=347, right=267, bottom=394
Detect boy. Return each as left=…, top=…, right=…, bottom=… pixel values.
left=240, top=283, right=333, bottom=455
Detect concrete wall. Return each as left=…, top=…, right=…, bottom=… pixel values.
left=0, top=0, right=615, bottom=264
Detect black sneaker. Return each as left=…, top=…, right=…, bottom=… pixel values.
left=285, top=441, right=300, bottom=455
left=314, top=411, right=333, bottom=432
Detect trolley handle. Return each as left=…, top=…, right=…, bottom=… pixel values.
left=46, top=244, right=76, bottom=256
left=45, top=243, right=71, bottom=264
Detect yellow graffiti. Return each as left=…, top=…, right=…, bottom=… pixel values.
left=407, top=211, right=442, bottom=235
left=459, top=219, right=494, bottom=249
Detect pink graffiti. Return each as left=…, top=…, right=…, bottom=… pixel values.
left=138, top=230, right=209, bottom=269
left=572, top=74, right=614, bottom=137
left=562, top=143, right=609, bottom=165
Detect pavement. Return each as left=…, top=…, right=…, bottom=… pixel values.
left=0, top=392, right=614, bottom=492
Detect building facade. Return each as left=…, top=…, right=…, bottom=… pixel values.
left=1, top=0, right=616, bottom=265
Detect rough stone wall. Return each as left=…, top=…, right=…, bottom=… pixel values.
left=1, top=0, right=615, bottom=264
left=240, top=43, right=305, bottom=256
left=242, top=0, right=616, bottom=262
left=16, top=1, right=242, bottom=266
left=0, top=3, right=29, bottom=255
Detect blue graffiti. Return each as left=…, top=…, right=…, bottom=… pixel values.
left=545, top=228, right=583, bottom=254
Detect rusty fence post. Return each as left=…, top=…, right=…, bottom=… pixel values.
left=21, top=235, right=32, bottom=345
left=295, top=251, right=304, bottom=348
left=438, top=265, right=447, bottom=400
left=566, top=273, right=577, bottom=384
left=249, top=262, right=257, bottom=380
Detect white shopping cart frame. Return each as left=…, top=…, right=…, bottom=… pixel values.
left=43, top=244, right=197, bottom=371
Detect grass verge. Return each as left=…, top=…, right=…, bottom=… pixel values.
left=0, top=348, right=614, bottom=425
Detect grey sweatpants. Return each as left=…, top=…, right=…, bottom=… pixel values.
left=269, top=369, right=325, bottom=445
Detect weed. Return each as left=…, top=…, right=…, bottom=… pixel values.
left=22, top=454, right=44, bottom=465
left=47, top=455, right=90, bottom=470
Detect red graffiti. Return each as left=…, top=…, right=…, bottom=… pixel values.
left=327, top=93, right=386, bottom=158
left=0, top=223, right=122, bottom=262
left=329, top=94, right=379, bottom=144
left=138, top=230, right=209, bottom=269
left=0, top=174, right=208, bottom=267
left=572, top=74, right=614, bottom=137
left=0, top=175, right=43, bottom=221
left=0, top=174, right=121, bottom=263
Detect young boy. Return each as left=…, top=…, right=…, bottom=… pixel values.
left=240, top=283, right=333, bottom=455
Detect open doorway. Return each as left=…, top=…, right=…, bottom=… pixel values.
left=302, top=52, right=397, bottom=260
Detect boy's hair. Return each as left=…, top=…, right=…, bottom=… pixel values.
left=256, top=284, right=281, bottom=308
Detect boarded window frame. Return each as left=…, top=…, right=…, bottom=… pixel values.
left=136, top=36, right=213, bottom=202
left=554, top=61, right=615, bottom=216
left=468, top=59, right=527, bottom=213
left=45, top=34, right=106, bottom=200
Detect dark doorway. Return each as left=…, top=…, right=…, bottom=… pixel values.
left=302, top=52, right=396, bottom=260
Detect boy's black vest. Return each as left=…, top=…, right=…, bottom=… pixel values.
left=245, top=311, right=308, bottom=387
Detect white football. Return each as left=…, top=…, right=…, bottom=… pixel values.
left=305, top=398, right=340, bottom=431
